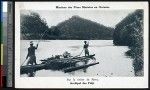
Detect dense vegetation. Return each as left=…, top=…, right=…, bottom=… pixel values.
left=20, top=12, right=50, bottom=40
left=113, top=10, right=144, bottom=76
left=21, top=13, right=114, bottom=40
left=56, top=15, right=114, bottom=40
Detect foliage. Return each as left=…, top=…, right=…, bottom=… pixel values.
left=21, top=13, right=114, bottom=40
left=113, top=10, right=143, bottom=46
left=56, top=15, right=114, bottom=40
left=21, top=12, right=50, bottom=40
left=113, top=10, right=144, bottom=76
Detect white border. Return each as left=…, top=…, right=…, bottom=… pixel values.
left=15, top=2, right=149, bottom=88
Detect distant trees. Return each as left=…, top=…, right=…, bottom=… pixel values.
left=56, top=15, right=114, bottom=40
left=21, top=12, right=50, bottom=40
left=51, top=26, right=60, bottom=36
left=113, top=10, right=143, bottom=47
left=113, top=10, right=144, bottom=76
left=21, top=13, right=114, bottom=40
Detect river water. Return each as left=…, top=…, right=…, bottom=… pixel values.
left=20, top=40, right=134, bottom=77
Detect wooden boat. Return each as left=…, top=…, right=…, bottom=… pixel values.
left=20, top=54, right=96, bottom=74
left=64, top=62, right=99, bottom=73
left=20, top=64, right=45, bottom=74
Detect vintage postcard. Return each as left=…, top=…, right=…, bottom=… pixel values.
left=15, top=1, right=148, bottom=88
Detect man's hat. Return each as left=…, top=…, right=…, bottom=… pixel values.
left=30, top=41, right=33, bottom=45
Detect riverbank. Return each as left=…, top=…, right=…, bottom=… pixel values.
left=126, top=46, right=143, bottom=76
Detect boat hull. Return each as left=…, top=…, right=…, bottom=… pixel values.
left=20, top=54, right=96, bottom=74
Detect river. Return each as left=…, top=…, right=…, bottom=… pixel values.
left=20, top=40, right=134, bottom=77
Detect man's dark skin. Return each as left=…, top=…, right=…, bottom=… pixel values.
left=83, top=41, right=89, bottom=56
left=26, top=41, right=38, bottom=65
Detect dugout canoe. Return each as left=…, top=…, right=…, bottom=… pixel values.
left=20, top=54, right=96, bottom=74
left=64, top=62, right=99, bottom=73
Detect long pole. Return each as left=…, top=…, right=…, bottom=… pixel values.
left=79, top=49, right=84, bottom=56
left=21, top=59, right=28, bottom=66
left=73, top=49, right=84, bottom=58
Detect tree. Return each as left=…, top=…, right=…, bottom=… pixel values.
left=21, top=12, right=50, bottom=40
left=113, top=9, right=144, bottom=76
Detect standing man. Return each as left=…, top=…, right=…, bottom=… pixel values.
left=26, top=41, right=38, bottom=65
left=83, top=41, right=89, bottom=56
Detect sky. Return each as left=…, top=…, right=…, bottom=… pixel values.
left=22, top=10, right=135, bottom=28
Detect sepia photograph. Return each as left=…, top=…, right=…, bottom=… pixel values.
left=15, top=2, right=148, bottom=88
